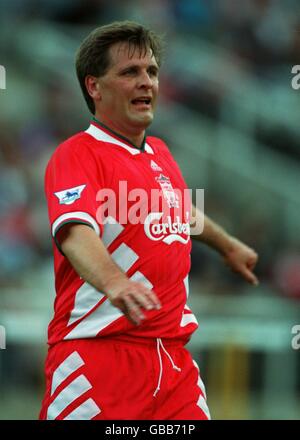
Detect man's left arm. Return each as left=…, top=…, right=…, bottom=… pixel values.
left=190, top=204, right=259, bottom=285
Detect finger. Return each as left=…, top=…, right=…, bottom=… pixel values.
left=242, top=268, right=259, bottom=285
left=123, top=311, right=140, bottom=326
left=248, top=254, right=258, bottom=265
left=134, top=285, right=161, bottom=310
left=248, top=257, right=258, bottom=270
left=132, top=292, right=156, bottom=311
left=123, top=296, right=145, bottom=325
left=144, top=289, right=161, bottom=310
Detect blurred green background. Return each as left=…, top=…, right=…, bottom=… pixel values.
left=0, top=0, right=300, bottom=420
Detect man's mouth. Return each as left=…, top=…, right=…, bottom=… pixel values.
left=131, top=97, right=152, bottom=108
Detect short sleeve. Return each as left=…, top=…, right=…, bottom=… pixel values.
left=45, top=139, right=104, bottom=251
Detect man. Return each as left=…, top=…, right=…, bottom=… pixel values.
left=40, top=21, right=258, bottom=420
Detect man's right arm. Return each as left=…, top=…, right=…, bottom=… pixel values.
left=58, top=224, right=161, bottom=325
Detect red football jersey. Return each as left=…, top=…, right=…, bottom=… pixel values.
left=45, top=120, right=198, bottom=345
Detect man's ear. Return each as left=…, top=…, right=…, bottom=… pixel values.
left=85, top=76, right=102, bottom=101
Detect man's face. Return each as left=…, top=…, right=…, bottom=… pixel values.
left=96, top=42, right=159, bottom=133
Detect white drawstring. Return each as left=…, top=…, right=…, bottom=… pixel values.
left=160, top=340, right=182, bottom=372
left=153, top=338, right=181, bottom=397
left=153, top=339, right=163, bottom=397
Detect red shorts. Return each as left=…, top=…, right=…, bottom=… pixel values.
left=39, top=337, right=210, bottom=420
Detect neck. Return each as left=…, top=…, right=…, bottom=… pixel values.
left=94, top=113, right=145, bottom=149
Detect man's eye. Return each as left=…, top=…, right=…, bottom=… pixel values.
left=149, top=69, right=158, bottom=77
left=123, top=69, right=136, bottom=75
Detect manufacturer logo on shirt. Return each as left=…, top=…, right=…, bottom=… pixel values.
left=150, top=160, right=162, bottom=172
left=144, top=212, right=190, bottom=245
left=54, top=184, right=86, bottom=205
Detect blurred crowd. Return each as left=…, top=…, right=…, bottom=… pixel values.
left=1, top=0, right=300, bottom=301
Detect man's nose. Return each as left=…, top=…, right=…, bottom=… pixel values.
left=137, top=71, right=153, bottom=88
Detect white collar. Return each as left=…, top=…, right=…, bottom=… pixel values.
left=85, top=124, right=154, bottom=155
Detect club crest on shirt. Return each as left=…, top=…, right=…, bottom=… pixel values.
left=155, top=174, right=179, bottom=208
left=54, top=184, right=86, bottom=205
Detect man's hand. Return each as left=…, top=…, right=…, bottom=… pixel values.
left=59, top=224, right=161, bottom=326
left=104, top=276, right=161, bottom=326
left=191, top=206, right=259, bottom=285
left=222, top=237, right=259, bottom=285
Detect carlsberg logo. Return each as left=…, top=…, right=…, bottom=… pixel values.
left=144, top=212, right=190, bottom=244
